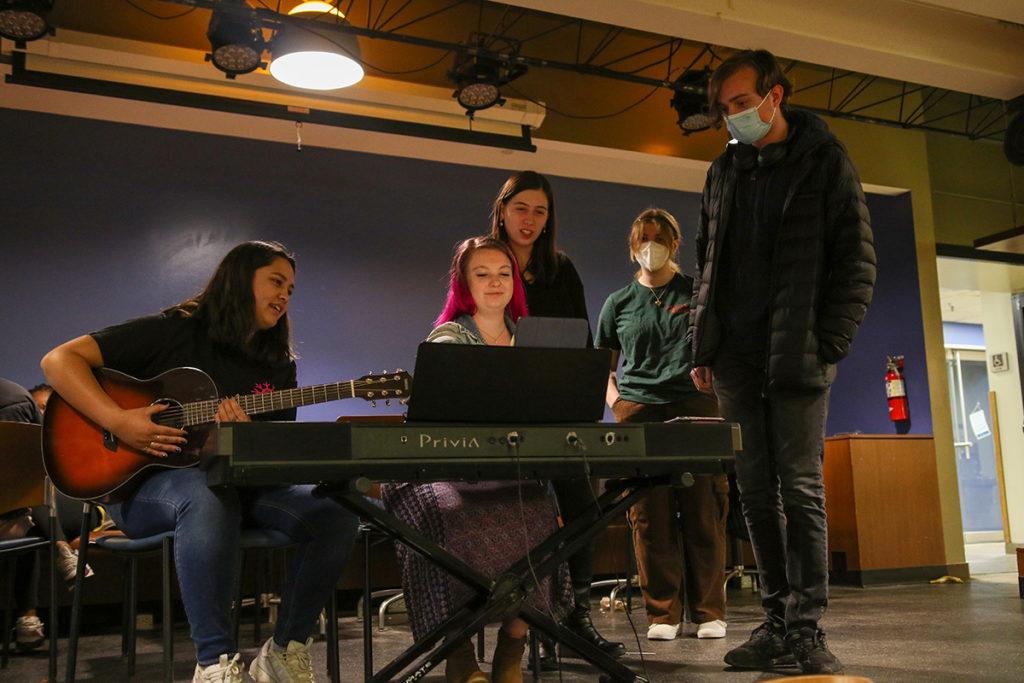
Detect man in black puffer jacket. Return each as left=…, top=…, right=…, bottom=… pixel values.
left=689, top=50, right=875, bottom=676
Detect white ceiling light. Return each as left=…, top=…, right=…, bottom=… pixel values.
left=269, top=23, right=363, bottom=90
left=288, top=2, right=344, bottom=18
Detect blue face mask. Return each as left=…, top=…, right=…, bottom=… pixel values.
left=725, top=90, right=776, bottom=145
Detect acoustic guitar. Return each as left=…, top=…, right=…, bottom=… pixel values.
left=42, top=366, right=411, bottom=501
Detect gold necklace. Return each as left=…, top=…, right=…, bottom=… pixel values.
left=648, top=283, right=670, bottom=306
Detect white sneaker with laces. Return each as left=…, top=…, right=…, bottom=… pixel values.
left=249, top=636, right=315, bottom=682
left=647, top=622, right=681, bottom=640
left=192, top=653, right=244, bottom=683
left=56, top=541, right=94, bottom=584
left=697, top=619, right=728, bottom=639
left=15, top=615, right=45, bottom=651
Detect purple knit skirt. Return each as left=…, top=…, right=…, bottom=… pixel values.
left=381, top=481, right=573, bottom=640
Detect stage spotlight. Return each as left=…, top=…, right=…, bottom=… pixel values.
left=448, top=52, right=527, bottom=117
left=0, top=0, right=54, bottom=45
left=206, top=3, right=266, bottom=78
left=269, top=22, right=363, bottom=90
left=671, top=67, right=714, bottom=135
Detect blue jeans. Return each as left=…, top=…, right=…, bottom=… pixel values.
left=107, top=468, right=357, bottom=665
left=712, top=354, right=831, bottom=631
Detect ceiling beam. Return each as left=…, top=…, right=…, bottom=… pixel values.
left=501, top=0, right=1024, bottom=100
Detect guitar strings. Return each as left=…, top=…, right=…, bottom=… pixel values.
left=152, top=379, right=405, bottom=425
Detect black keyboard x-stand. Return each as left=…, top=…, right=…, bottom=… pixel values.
left=321, top=474, right=679, bottom=683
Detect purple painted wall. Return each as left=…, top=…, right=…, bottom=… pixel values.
left=3, top=108, right=927, bottom=434
left=825, top=193, right=931, bottom=436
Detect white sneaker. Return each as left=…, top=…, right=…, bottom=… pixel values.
left=193, top=653, right=244, bottom=683
left=697, top=619, right=728, bottom=639
left=647, top=622, right=681, bottom=640
left=249, top=636, right=315, bottom=682
left=15, top=615, right=45, bottom=651
left=56, top=541, right=94, bottom=585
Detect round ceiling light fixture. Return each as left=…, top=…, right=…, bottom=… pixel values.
left=270, top=23, right=363, bottom=90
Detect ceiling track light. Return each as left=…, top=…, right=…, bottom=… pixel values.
left=0, top=0, right=54, bottom=46
left=448, top=38, right=527, bottom=118
left=206, top=2, right=267, bottom=79
left=670, top=67, right=714, bottom=135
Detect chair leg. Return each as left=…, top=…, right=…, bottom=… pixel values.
left=326, top=590, right=339, bottom=683
left=65, top=503, right=92, bottom=683
left=127, top=558, right=138, bottom=675
left=254, top=549, right=264, bottom=645
left=362, top=529, right=372, bottom=681
left=477, top=628, right=485, bottom=662
left=49, top=519, right=60, bottom=683
left=162, top=537, right=173, bottom=683
left=2, top=559, right=13, bottom=669
left=120, top=560, right=130, bottom=658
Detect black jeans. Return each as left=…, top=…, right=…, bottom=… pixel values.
left=712, top=354, right=831, bottom=631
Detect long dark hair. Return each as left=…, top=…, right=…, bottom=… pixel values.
left=165, top=240, right=296, bottom=364
left=434, top=236, right=529, bottom=326
left=489, top=170, right=559, bottom=285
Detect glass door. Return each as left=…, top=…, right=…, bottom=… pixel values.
left=945, top=348, right=1003, bottom=534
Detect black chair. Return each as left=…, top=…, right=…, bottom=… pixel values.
left=65, top=514, right=340, bottom=683
left=0, top=421, right=58, bottom=682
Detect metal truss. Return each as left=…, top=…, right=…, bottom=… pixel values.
left=156, top=0, right=1009, bottom=141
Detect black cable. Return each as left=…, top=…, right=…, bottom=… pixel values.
left=512, top=439, right=565, bottom=682
left=124, top=0, right=197, bottom=19
left=574, top=433, right=650, bottom=682
left=506, top=81, right=663, bottom=121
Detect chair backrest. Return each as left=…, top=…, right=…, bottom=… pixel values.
left=0, top=421, right=45, bottom=512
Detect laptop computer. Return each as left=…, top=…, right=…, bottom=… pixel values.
left=512, top=316, right=590, bottom=349
left=406, top=342, right=610, bottom=423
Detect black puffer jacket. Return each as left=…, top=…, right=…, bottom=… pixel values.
left=690, top=108, right=876, bottom=390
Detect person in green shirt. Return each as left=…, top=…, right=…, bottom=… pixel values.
left=596, top=207, right=730, bottom=642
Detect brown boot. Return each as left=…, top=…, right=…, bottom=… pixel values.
left=445, top=638, right=488, bottom=683
left=491, top=630, right=528, bottom=683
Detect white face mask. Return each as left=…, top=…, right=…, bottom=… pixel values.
left=636, top=241, right=671, bottom=272
left=726, top=90, right=776, bottom=145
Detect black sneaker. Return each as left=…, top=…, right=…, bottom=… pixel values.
left=785, top=626, right=844, bottom=674
left=723, top=622, right=796, bottom=670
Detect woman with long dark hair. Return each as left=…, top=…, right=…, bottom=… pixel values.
left=490, top=172, right=623, bottom=663
left=382, top=236, right=571, bottom=683
left=596, top=209, right=729, bottom=643
left=41, top=240, right=358, bottom=683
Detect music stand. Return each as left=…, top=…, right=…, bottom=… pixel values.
left=406, top=342, right=610, bottom=424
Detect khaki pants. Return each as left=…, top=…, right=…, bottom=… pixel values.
left=613, top=393, right=729, bottom=625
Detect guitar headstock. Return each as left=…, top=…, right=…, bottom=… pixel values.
left=356, top=370, right=412, bottom=407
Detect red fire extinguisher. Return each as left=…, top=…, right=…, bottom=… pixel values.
left=885, top=355, right=909, bottom=421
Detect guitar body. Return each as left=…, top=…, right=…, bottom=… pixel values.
left=43, top=367, right=219, bottom=501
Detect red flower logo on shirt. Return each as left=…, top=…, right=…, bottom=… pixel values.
left=252, top=382, right=274, bottom=394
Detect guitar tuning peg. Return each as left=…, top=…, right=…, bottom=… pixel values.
left=385, top=399, right=391, bottom=407
left=371, top=400, right=377, bottom=408
left=400, top=398, right=408, bottom=405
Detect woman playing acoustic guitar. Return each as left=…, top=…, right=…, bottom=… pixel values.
left=41, top=240, right=357, bottom=683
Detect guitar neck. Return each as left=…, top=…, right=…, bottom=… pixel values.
left=182, top=381, right=357, bottom=427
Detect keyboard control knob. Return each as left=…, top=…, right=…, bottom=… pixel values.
left=604, top=432, right=616, bottom=446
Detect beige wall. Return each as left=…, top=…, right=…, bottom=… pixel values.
left=980, top=292, right=1024, bottom=547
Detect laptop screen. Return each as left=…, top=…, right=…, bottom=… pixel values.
left=512, top=316, right=590, bottom=349
left=406, top=342, right=611, bottom=423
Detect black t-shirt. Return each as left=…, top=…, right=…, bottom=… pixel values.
left=91, top=313, right=298, bottom=422
left=524, top=252, right=592, bottom=345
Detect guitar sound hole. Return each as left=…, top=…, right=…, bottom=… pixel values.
left=153, top=399, right=186, bottom=430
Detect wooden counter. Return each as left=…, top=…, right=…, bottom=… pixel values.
left=824, top=434, right=966, bottom=585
